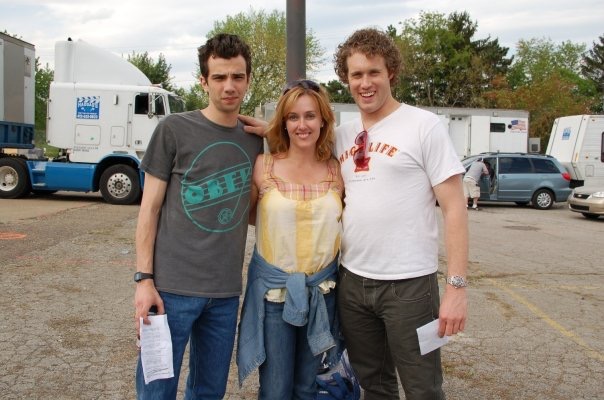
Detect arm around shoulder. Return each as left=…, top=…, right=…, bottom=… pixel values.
left=239, top=114, right=268, bottom=138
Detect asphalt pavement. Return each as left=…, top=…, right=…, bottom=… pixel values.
left=0, top=193, right=602, bottom=399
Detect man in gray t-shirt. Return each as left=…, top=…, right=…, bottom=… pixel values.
left=133, top=34, right=263, bottom=399
left=463, top=158, right=489, bottom=210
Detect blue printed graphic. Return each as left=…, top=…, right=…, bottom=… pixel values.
left=181, top=142, right=253, bottom=233
left=76, top=96, right=100, bottom=119
left=562, top=127, right=571, bottom=140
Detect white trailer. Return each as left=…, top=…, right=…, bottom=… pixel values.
left=0, top=34, right=35, bottom=149
left=546, top=115, right=604, bottom=187
left=260, top=103, right=531, bottom=159
left=424, top=107, right=531, bottom=158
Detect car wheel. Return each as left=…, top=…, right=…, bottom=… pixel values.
left=532, top=189, right=554, bottom=210
left=581, top=213, right=600, bottom=220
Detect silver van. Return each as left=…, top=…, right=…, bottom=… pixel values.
left=462, top=153, right=572, bottom=210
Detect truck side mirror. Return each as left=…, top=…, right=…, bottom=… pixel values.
left=148, top=95, right=155, bottom=119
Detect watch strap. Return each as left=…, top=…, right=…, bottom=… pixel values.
left=134, top=272, right=154, bottom=282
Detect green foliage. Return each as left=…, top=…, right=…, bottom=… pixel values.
left=174, top=85, right=208, bottom=111
left=489, top=37, right=596, bottom=145
left=485, top=73, right=594, bottom=148
left=324, top=80, right=354, bottom=103
left=507, top=38, right=586, bottom=88
left=127, top=52, right=175, bottom=92
left=33, top=58, right=61, bottom=155
left=207, top=7, right=324, bottom=115
left=394, top=11, right=512, bottom=108
left=581, top=34, right=604, bottom=112
left=34, top=58, right=53, bottom=133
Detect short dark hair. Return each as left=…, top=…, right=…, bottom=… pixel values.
left=334, top=28, right=402, bottom=86
left=198, top=33, right=252, bottom=79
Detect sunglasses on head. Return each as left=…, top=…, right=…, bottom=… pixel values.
left=282, top=79, right=321, bottom=95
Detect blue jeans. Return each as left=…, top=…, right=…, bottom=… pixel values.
left=258, top=291, right=336, bottom=400
left=136, top=291, right=239, bottom=400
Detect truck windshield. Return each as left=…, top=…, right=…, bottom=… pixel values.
left=168, top=95, right=185, bottom=114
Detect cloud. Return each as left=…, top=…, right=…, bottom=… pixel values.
left=2, top=0, right=603, bottom=88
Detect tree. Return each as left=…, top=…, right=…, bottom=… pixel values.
left=127, top=51, right=175, bottom=92
left=174, top=85, right=207, bottom=112
left=206, top=7, right=324, bottom=115
left=34, top=58, right=53, bottom=132
left=394, top=11, right=512, bottom=107
left=582, top=34, right=604, bottom=112
left=507, top=38, right=586, bottom=88
left=489, top=37, right=596, bottom=145
left=324, top=80, right=354, bottom=104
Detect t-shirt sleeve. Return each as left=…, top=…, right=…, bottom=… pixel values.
left=420, top=116, right=465, bottom=187
left=140, top=117, right=177, bottom=182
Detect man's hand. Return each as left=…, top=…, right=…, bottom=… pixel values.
left=238, top=114, right=268, bottom=138
left=438, top=287, right=467, bottom=337
left=134, top=280, right=165, bottom=335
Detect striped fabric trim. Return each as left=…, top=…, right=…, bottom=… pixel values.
left=260, top=154, right=342, bottom=201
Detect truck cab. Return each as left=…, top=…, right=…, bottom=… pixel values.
left=1, top=37, right=184, bottom=204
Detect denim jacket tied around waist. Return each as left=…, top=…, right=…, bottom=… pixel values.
left=236, top=248, right=340, bottom=385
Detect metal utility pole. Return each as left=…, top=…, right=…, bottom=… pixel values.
left=286, top=0, right=305, bottom=82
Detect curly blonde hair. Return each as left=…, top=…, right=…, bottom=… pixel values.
left=266, top=82, right=336, bottom=162
left=333, top=28, right=402, bottom=86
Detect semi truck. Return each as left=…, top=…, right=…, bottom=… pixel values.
left=260, top=103, right=533, bottom=159
left=546, top=114, right=604, bottom=188
left=0, top=33, right=184, bottom=204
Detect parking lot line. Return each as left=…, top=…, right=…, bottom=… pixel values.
left=486, top=277, right=604, bottom=362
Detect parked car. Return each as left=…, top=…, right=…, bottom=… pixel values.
left=461, top=152, right=572, bottom=210
left=567, top=186, right=604, bottom=219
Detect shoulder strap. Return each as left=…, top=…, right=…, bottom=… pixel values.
left=263, top=153, right=275, bottom=177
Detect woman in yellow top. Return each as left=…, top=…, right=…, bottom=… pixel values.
left=237, top=80, right=343, bottom=399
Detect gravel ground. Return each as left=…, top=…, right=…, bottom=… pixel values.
left=1, top=193, right=602, bottom=399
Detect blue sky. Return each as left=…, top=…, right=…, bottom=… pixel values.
left=2, top=0, right=603, bottom=89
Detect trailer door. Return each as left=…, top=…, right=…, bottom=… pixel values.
left=449, top=116, right=469, bottom=158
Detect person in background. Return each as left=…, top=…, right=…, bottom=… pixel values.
left=236, top=80, right=343, bottom=400
left=133, top=33, right=263, bottom=399
left=333, top=28, right=469, bottom=399
left=463, top=157, right=489, bottom=210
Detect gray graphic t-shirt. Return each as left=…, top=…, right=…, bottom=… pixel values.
left=141, top=110, right=263, bottom=297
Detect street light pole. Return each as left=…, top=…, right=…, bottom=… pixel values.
left=286, top=0, right=306, bottom=82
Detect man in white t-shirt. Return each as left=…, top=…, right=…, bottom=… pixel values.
left=333, top=28, right=469, bottom=400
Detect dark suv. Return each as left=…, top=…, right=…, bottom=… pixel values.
left=461, top=153, right=572, bottom=210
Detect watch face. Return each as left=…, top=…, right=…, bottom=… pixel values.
left=448, top=276, right=467, bottom=288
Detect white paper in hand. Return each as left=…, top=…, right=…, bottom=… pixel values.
left=416, top=319, right=450, bottom=355
left=140, top=314, right=174, bottom=384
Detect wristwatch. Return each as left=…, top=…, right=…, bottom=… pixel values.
left=134, top=272, right=154, bottom=283
left=446, top=275, right=468, bottom=289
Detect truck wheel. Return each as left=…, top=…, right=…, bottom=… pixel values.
left=99, top=164, right=141, bottom=205
left=0, top=158, right=31, bottom=199
left=532, top=189, right=554, bottom=210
